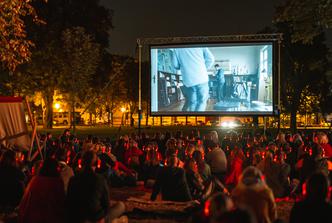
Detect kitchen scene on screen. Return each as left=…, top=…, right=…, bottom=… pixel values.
left=150, top=44, right=273, bottom=113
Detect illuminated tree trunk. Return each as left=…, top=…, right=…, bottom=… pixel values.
left=290, top=107, right=297, bottom=133
left=71, top=99, right=76, bottom=133
left=43, top=89, right=53, bottom=129
left=146, top=101, right=149, bottom=126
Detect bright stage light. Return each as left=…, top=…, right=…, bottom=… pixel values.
left=220, top=121, right=240, bottom=128
left=54, top=103, right=60, bottom=109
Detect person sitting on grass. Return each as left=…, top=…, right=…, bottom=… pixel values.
left=19, top=158, right=65, bottom=223
left=151, top=154, right=192, bottom=202
left=0, top=149, right=26, bottom=212
left=290, top=172, right=332, bottom=223
left=66, top=150, right=125, bottom=223
left=232, top=166, right=277, bottom=223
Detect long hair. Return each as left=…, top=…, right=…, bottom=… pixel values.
left=260, top=150, right=274, bottom=174
left=239, top=166, right=265, bottom=186
left=317, top=132, right=329, bottom=144
left=192, top=150, right=205, bottom=174
left=228, top=144, right=245, bottom=166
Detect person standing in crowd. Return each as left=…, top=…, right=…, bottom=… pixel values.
left=0, top=150, right=26, bottom=212
left=66, top=150, right=125, bottom=223
left=172, top=47, right=215, bottom=111
left=290, top=172, right=332, bottom=223
left=214, top=64, right=225, bottom=102
left=232, top=166, right=277, bottom=223
left=19, top=158, right=65, bottom=223
left=151, top=154, right=192, bottom=202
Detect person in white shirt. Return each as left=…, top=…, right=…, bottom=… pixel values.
left=172, top=47, right=215, bottom=111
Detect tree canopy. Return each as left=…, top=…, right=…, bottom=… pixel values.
left=275, top=0, right=332, bottom=43
left=0, top=0, right=43, bottom=71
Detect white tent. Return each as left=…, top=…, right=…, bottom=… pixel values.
left=0, top=96, right=31, bottom=150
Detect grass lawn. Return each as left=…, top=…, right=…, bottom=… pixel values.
left=33, top=125, right=330, bottom=141
left=34, top=125, right=282, bottom=140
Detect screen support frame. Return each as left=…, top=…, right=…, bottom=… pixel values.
left=137, top=34, right=283, bottom=118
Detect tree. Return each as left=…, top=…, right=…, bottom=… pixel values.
left=278, top=25, right=329, bottom=132
left=92, top=55, right=133, bottom=126
left=59, top=27, right=100, bottom=131
left=18, top=40, right=63, bottom=128
left=275, top=0, right=332, bottom=43
left=320, top=63, right=332, bottom=120
left=0, top=0, right=43, bottom=71
left=8, top=0, right=113, bottom=128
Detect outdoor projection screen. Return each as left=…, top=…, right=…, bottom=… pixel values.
left=149, top=41, right=278, bottom=116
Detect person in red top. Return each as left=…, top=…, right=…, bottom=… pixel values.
left=225, top=144, right=245, bottom=186
left=317, top=132, right=332, bottom=158
left=19, top=158, right=65, bottom=223
left=124, top=139, right=143, bottom=167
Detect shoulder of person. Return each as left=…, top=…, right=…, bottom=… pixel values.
left=258, top=185, right=275, bottom=201
left=231, top=185, right=242, bottom=197
left=11, top=166, right=25, bottom=179
left=174, top=167, right=186, bottom=175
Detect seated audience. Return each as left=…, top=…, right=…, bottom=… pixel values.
left=217, top=208, right=257, bottom=223
left=206, top=143, right=227, bottom=183
left=19, top=158, right=65, bottom=223
left=184, top=159, right=205, bottom=200
left=205, top=193, right=234, bottom=223
left=290, top=172, right=332, bottom=223
left=55, top=149, right=74, bottom=193
left=192, top=150, right=211, bottom=183
left=297, top=143, right=329, bottom=183
left=275, top=150, right=291, bottom=197
left=66, top=150, right=125, bottom=223
left=257, top=150, right=286, bottom=198
left=123, top=139, right=143, bottom=168
left=317, top=132, right=332, bottom=158
left=151, top=154, right=192, bottom=202
left=142, top=143, right=162, bottom=185
left=232, top=166, right=277, bottom=223
left=0, top=149, right=25, bottom=211
left=225, top=144, right=245, bottom=186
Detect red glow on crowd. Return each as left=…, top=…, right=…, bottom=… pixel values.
left=78, top=159, right=82, bottom=169
left=97, top=159, right=101, bottom=169
left=302, top=183, right=307, bottom=197
left=204, top=200, right=211, bottom=217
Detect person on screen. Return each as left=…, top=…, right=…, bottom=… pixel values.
left=214, top=64, right=225, bottom=102
left=172, top=47, right=215, bottom=111
left=180, top=85, right=190, bottom=111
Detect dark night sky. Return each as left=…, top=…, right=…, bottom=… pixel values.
left=101, top=0, right=332, bottom=56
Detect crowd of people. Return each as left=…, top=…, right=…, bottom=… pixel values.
left=0, top=128, right=331, bottom=223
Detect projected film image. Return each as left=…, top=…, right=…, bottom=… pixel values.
left=150, top=43, right=274, bottom=115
